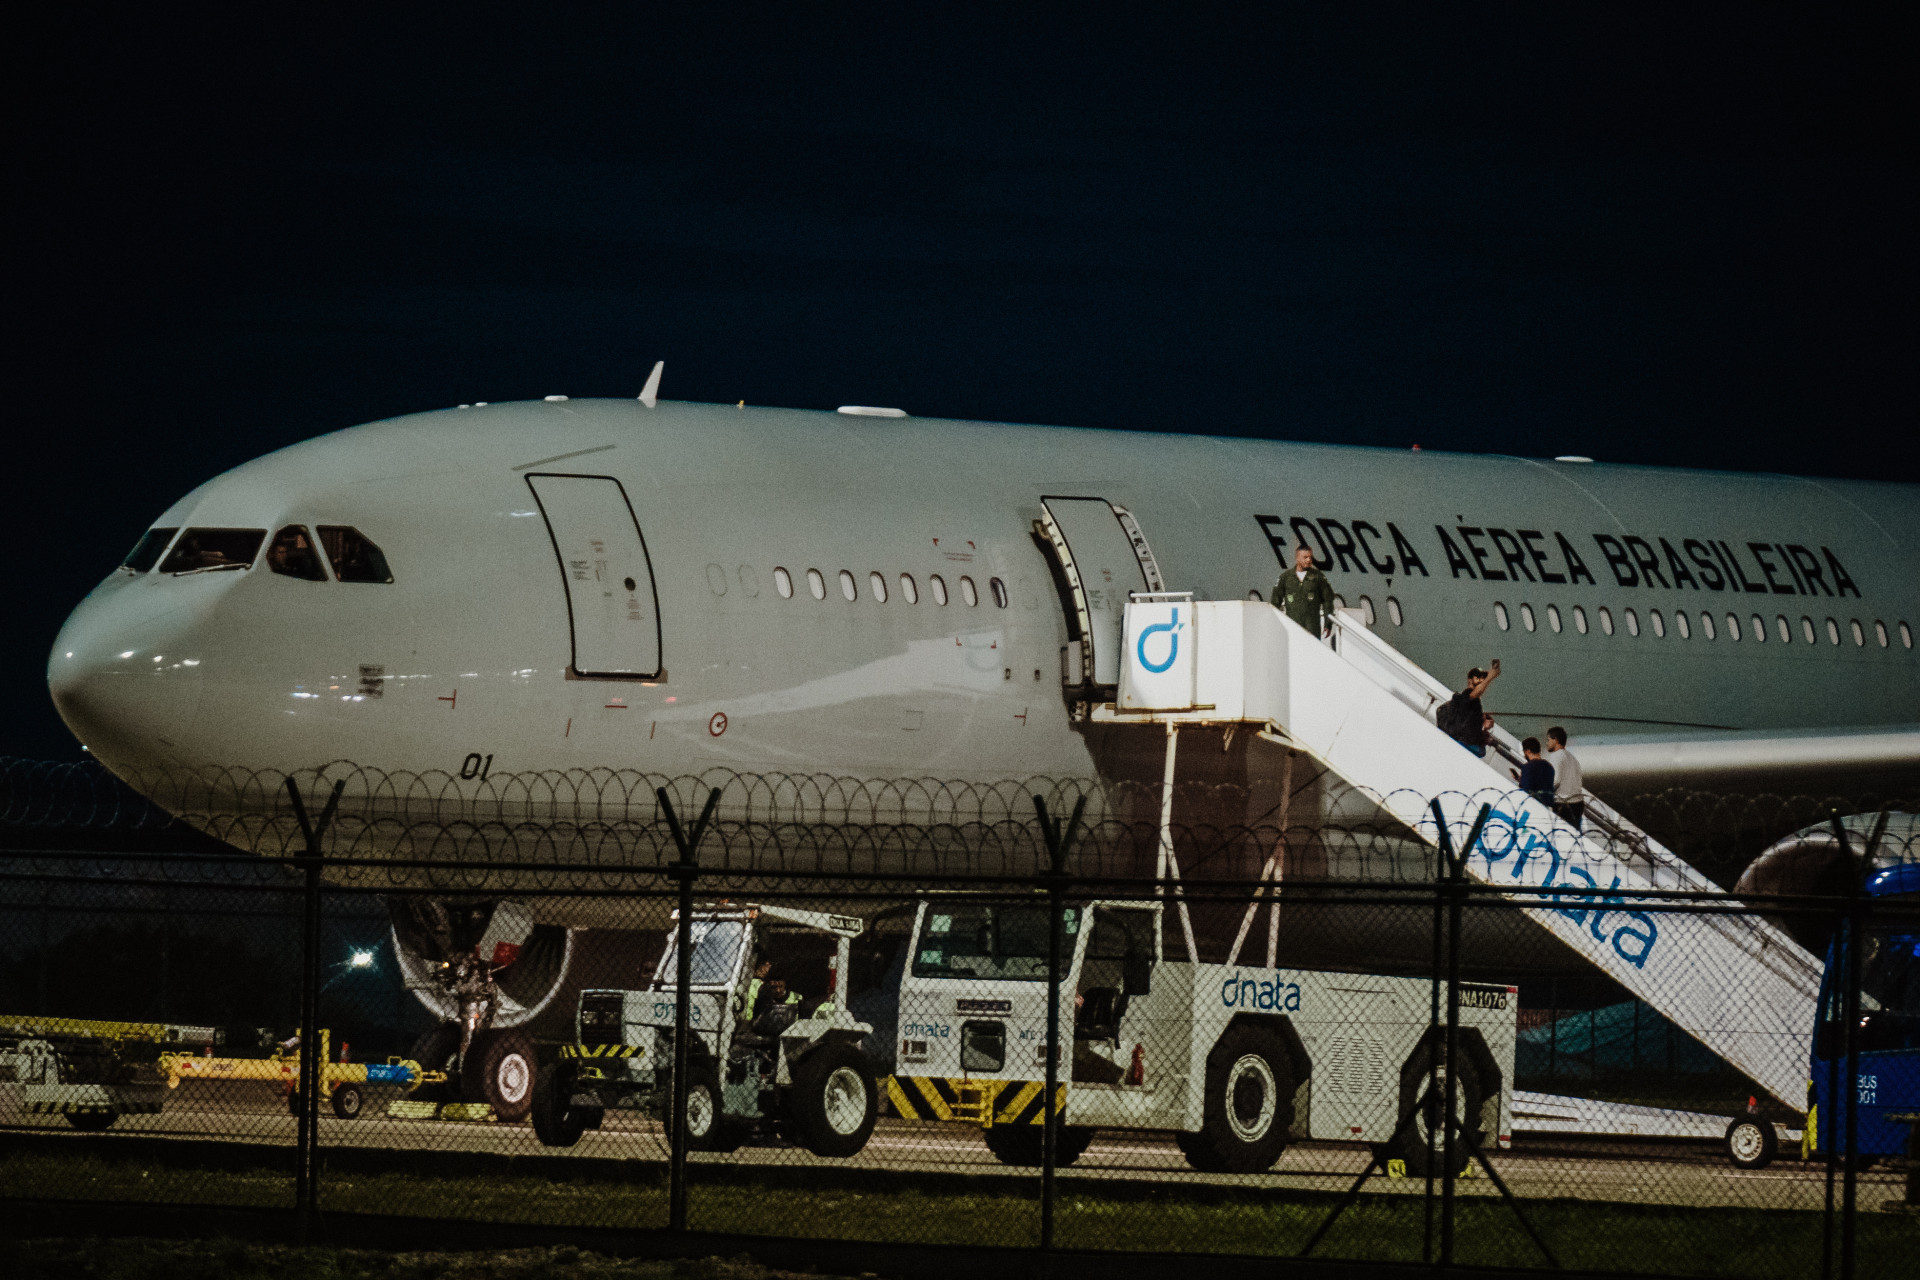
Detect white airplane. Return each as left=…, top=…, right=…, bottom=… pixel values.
left=44, top=377, right=1920, bottom=1112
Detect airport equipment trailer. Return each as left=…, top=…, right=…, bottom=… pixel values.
left=884, top=898, right=1518, bottom=1174
left=157, top=1029, right=440, bottom=1120
left=0, top=1014, right=218, bottom=1129
left=532, top=903, right=882, bottom=1156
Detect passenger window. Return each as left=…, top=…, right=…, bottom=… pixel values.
left=930, top=574, right=949, bottom=606
left=1624, top=608, right=1640, bottom=637
left=267, top=526, right=327, bottom=581
left=774, top=567, right=794, bottom=598
left=1675, top=611, right=1690, bottom=639
left=1750, top=615, right=1765, bottom=643
left=1598, top=606, right=1614, bottom=636
left=1902, top=621, right=1913, bottom=650
left=1572, top=605, right=1589, bottom=634
left=121, top=527, right=178, bottom=574
left=990, top=577, right=1009, bottom=608
left=1700, top=612, right=1716, bottom=640
left=1518, top=603, right=1535, bottom=632
left=1874, top=620, right=1889, bottom=648
left=1247, top=589, right=1263, bottom=601
left=1801, top=617, right=1816, bottom=645
left=1776, top=616, right=1791, bottom=644
left=1649, top=609, right=1665, bottom=638
left=1725, top=612, right=1740, bottom=642
left=960, top=576, right=978, bottom=607
left=1494, top=602, right=1510, bottom=631
left=869, top=571, right=889, bottom=603
left=807, top=569, right=826, bottom=600
left=1386, top=597, right=1403, bottom=626
left=316, top=527, right=393, bottom=583
left=1826, top=617, right=1840, bottom=645
left=1546, top=604, right=1562, bottom=634
left=160, top=528, right=267, bottom=574
left=1359, top=595, right=1375, bottom=627
left=899, top=573, right=918, bottom=605
left=1850, top=619, right=1865, bottom=646
left=839, top=570, right=858, bottom=601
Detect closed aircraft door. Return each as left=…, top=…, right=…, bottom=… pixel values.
left=1038, top=497, right=1161, bottom=689
left=525, top=473, right=663, bottom=678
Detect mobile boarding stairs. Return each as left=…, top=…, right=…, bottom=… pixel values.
left=1095, top=594, right=1821, bottom=1111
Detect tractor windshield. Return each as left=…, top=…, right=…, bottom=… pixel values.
left=654, top=919, right=748, bottom=988
left=911, top=903, right=1079, bottom=982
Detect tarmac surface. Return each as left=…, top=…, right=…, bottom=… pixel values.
left=4, top=1080, right=1903, bottom=1213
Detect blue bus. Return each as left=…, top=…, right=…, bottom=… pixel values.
left=1725, top=864, right=1920, bottom=1169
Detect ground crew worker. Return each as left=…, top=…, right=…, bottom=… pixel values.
left=741, top=957, right=772, bottom=1020
left=1272, top=544, right=1337, bottom=639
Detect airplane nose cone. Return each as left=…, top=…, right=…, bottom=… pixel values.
left=48, top=581, right=208, bottom=774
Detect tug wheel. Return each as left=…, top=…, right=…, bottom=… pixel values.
left=788, top=1041, right=879, bottom=1159
left=983, top=1123, right=1095, bottom=1167
left=531, top=1060, right=588, bottom=1148
left=1726, top=1117, right=1776, bottom=1169
left=64, top=1109, right=117, bottom=1131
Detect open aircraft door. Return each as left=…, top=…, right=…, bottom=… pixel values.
left=525, top=473, right=663, bottom=678
left=1034, top=497, right=1163, bottom=700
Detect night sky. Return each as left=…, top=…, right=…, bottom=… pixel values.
left=9, top=5, right=1912, bottom=762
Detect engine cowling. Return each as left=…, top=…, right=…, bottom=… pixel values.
left=389, top=899, right=573, bottom=1029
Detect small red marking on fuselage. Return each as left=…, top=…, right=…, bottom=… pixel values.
left=650, top=721, right=657, bottom=739
left=605, top=701, right=627, bottom=709
left=1014, top=708, right=1027, bottom=724
left=438, top=690, right=456, bottom=709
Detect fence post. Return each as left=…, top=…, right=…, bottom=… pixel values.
left=1034, top=794, right=1085, bottom=1259
left=1425, top=801, right=1445, bottom=1264
left=1437, top=801, right=1490, bottom=1270
left=660, top=786, right=721, bottom=1237
left=285, top=778, right=343, bottom=1244
left=1839, top=820, right=1866, bottom=1280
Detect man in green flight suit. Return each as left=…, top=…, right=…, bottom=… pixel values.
left=1272, top=544, right=1337, bottom=639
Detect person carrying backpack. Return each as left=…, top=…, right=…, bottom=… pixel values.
left=1436, top=660, right=1500, bottom=756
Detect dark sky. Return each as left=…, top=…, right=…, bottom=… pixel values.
left=9, top=4, right=1913, bottom=761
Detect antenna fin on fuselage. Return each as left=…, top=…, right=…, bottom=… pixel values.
left=639, top=360, right=664, bottom=409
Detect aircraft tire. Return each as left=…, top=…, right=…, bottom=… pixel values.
left=408, top=1024, right=462, bottom=1103
left=64, top=1109, right=116, bottom=1131
left=788, top=1041, right=879, bottom=1159
left=1193, top=1026, right=1294, bottom=1174
left=462, top=1028, right=536, bottom=1122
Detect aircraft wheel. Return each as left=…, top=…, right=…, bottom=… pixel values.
left=462, top=1028, right=536, bottom=1123
left=531, top=1061, right=588, bottom=1148
left=64, top=1109, right=117, bottom=1131
left=1191, top=1026, right=1294, bottom=1174
left=331, top=1084, right=363, bottom=1120
left=983, top=1123, right=1095, bottom=1167
left=788, top=1042, right=879, bottom=1158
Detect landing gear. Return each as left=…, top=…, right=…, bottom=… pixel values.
left=463, top=1028, right=535, bottom=1123
left=1178, top=1026, right=1294, bottom=1174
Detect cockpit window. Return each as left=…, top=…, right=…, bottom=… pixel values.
left=316, top=526, right=394, bottom=584
left=121, top=528, right=178, bottom=574
left=158, top=528, right=267, bottom=574
left=266, top=526, right=328, bottom=581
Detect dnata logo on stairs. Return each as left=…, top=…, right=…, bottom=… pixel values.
left=1137, top=609, right=1183, bottom=674
left=1220, top=972, right=1303, bottom=1012
left=1471, top=805, right=1659, bottom=968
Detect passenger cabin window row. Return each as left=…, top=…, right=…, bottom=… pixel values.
left=771, top=566, right=1008, bottom=610
left=120, top=525, right=393, bottom=583
left=1492, top=601, right=1911, bottom=651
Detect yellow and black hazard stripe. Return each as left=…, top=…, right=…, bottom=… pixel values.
left=882, top=1076, right=1066, bottom=1126
left=559, top=1043, right=645, bottom=1060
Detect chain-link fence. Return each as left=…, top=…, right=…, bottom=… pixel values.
left=2, top=766, right=1917, bottom=1277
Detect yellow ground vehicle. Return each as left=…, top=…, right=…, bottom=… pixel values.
left=159, top=1030, right=440, bottom=1120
